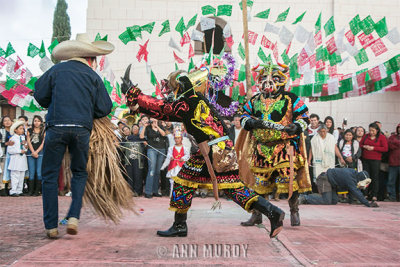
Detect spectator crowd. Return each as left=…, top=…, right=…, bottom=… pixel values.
left=306, top=114, right=399, bottom=203
left=1, top=112, right=399, bottom=204
left=0, top=115, right=45, bottom=197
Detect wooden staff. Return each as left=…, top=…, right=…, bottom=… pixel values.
left=288, top=143, right=294, bottom=199
left=241, top=0, right=252, bottom=100
left=198, top=141, right=219, bottom=202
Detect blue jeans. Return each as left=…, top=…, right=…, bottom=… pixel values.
left=27, top=151, right=43, bottom=181
left=387, top=166, right=400, bottom=200
left=304, top=191, right=338, bottom=205
left=2, top=152, right=11, bottom=183
left=144, top=148, right=165, bottom=195
left=42, top=127, right=90, bottom=230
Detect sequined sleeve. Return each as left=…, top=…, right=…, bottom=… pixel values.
left=137, top=93, right=190, bottom=122
left=239, top=98, right=254, bottom=126
left=242, top=99, right=253, bottom=116
left=291, top=94, right=310, bottom=132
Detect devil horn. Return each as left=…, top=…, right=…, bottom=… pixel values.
left=124, top=64, right=132, bottom=81
left=120, top=64, right=132, bottom=94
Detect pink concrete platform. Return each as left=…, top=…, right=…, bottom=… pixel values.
left=13, top=197, right=400, bottom=266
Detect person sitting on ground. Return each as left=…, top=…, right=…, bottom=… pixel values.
left=299, top=168, right=378, bottom=207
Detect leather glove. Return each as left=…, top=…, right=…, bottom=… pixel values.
left=125, top=86, right=142, bottom=107
left=283, top=123, right=300, bottom=135
left=121, top=76, right=134, bottom=95
left=241, top=117, right=285, bottom=131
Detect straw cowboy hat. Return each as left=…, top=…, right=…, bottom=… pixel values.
left=10, top=120, right=25, bottom=135
left=52, top=33, right=114, bottom=60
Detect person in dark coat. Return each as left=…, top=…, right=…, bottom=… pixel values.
left=34, top=33, right=114, bottom=238
left=300, top=168, right=378, bottom=207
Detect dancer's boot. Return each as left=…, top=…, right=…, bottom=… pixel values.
left=240, top=210, right=262, bottom=226
left=157, top=212, right=187, bottom=237
left=252, top=197, right=285, bottom=238
left=289, top=191, right=300, bottom=226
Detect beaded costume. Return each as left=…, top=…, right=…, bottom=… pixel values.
left=126, top=83, right=258, bottom=213
left=236, top=63, right=312, bottom=227
left=241, top=91, right=311, bottom=194
left=123, top=61, right=286, bottom=238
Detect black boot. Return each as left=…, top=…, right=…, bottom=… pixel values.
left=28, top=180, right=35, bottom=196
left=289, top=191, right=300, bottom=226
left=0, top=183, right=9, bottom=196
left=5, top=183, right=10, bottom=196
left=157, top=212, right=187, bottom=237
left=252, top=197, right=285, bottom=238
left=240, top=210, right=262, bottom=226
left=34, top=180, right=42, bottom=196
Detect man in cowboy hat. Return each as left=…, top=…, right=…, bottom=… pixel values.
left=34, top=33, right=114, bottom=238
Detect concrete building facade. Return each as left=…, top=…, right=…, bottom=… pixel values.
left=86, top=0, right=400, bottom=133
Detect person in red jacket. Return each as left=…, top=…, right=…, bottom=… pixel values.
left=387, top=124, right=400, bottom=201
left=360, top=122, right=388, bottom=201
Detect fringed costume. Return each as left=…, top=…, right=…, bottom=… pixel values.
left=127, top=89, right=258, bottom=213
left=236, top=63, right=311, bottom=227
left=241, top=91, right=311, bottom=195
left=123, top=65, right=286, bottom=238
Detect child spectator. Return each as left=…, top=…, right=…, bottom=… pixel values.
left=8, top=121, right=28, bottom=196
left=161, top=130, right=190, bottom=197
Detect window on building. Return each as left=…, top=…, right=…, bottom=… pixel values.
left=1, top=103, right=16, bottom=121
left=194, top=17, right=232, bottom=55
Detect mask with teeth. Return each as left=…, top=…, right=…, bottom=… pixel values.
left=253, top=62, right=289, bottom=97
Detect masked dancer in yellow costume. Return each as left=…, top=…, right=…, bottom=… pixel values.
left=236, top=62, right=312, bottom=228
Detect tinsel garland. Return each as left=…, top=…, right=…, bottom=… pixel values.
left=212, top=100, right=240, bottom=117
left=208, top=53, right=239, bottom=117
left=210, top=53, right=236, bottom=92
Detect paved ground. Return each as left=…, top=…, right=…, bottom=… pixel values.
left=1, top=196, right=400, bottom=266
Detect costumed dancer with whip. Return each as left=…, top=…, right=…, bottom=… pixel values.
left=122, top=61, right=285, bottom=238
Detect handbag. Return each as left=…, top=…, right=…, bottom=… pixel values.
left=211, top=145, right=238, bottom=173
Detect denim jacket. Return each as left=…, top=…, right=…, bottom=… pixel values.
left=34, top=60, right=112, bottom=131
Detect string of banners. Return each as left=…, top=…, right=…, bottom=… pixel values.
left=1, top=1, right=400, bottom=115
